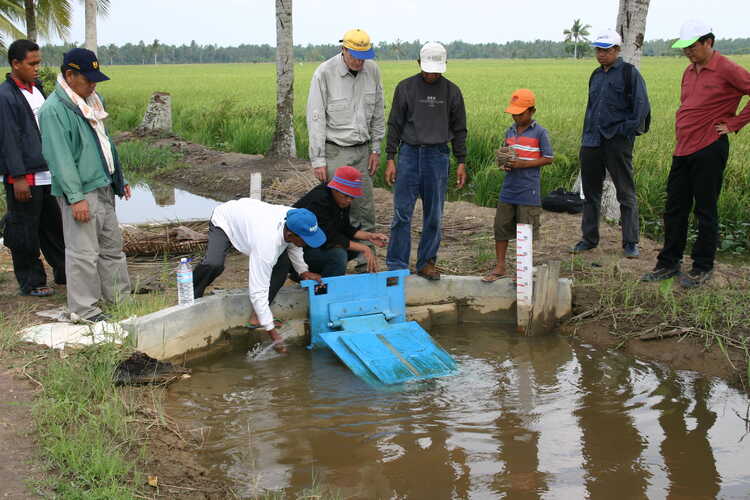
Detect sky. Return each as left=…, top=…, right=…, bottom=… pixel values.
left=49, top=0, right=749, bottom=47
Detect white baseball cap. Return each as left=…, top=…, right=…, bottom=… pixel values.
left=419, top=42, right=447, bottom=73
left=591, top=29, right=622, bottom=49
left=672, top=20, right=713, bottom=48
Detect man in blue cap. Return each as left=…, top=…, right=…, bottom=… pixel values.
left=192, top=198, right=325, bottom=352
left=39, top=48, right=130, bottom=322
left=306, top=28, right=385, bottom=272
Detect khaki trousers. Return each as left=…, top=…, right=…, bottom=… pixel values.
left=324, top=142, right=375, bottom=256
left=58, top=185, right=131, bottom=319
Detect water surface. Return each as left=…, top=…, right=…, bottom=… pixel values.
left=166, top=326, right=750, bottom=499
left=115, top=183, right=220, bottom=224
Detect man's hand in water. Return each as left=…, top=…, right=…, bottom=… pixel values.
left=267, top=328, right=287, bottom=353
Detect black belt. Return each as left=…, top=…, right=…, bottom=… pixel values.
left=326, top=140, right=370, bottom=148
left=403, top=142, right=447, bottom=148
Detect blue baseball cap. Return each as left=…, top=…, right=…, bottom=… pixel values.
left=286, top=209, right=326, bottom=248
left=62, top=48, right=110, bottom=82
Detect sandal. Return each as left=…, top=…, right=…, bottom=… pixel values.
left=244, top=318, right=284, bottom=329
left=21, top=286, right=55, bottom=297
left=481, top=272, right=508, bottom=283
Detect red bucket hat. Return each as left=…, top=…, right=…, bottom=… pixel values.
left=327, top=166, right=363, bottom=198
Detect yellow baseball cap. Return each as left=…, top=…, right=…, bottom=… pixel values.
left=340, top=29, right=375, bottom=60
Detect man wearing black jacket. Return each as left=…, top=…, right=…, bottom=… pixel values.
left=0, top=40, right=65, bottom=296
left=385, top=42, right=467, bottom=280
left=293, top=166, right=387, bottom=276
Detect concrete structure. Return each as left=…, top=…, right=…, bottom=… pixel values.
left=121, top=275, right=573, bottom=361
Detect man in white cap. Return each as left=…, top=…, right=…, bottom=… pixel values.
left=384, top=42, right=467, bottom=280
left=642, top=20, right=750, bottom=287
left=572, top=28, right=651, bottom=259
left=306, top=29, right=385, bottom=271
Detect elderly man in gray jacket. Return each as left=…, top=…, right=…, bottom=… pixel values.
left=306, top=28, right=385, bottom=270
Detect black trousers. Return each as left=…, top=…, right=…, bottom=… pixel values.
left=579, top=134, right=639, bottom=247
left=657, top=135, right=729, bottom=273
left=192, top=222, right=289, bottom=302
left=3, top=183, right=66, bottom=294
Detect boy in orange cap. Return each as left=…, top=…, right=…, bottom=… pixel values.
left=483, top=89, right=554, bottom=282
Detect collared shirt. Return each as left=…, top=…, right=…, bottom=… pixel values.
left=12, top=76, right=35, bottom=93
left=293, top=184, right=358, bottom=250
left=582, top=58, right=651, bottom=148
left=674, top=51, right=750, bottom=157
left=306, top=53, right=385, bottom=168
left=210, top=198, right=309, bottom=331
left=500, top=120, right=554, bottom=206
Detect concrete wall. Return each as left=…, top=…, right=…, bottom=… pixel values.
left=121, top=275, right=572, bottom=361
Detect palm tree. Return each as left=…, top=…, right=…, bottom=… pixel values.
left=563, top=18, right=591, bottom=59
left=269, top=0, right=296, bottom=158
left=1, top=0, right=25, bottom=48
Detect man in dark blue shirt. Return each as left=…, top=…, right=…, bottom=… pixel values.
left=572, top=29, right=651, bottom=258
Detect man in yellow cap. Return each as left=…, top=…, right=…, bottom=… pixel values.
left=306, top=28, right=385, bottom=271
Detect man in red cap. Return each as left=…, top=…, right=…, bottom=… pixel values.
left=288, top=166, right=388, bottom=276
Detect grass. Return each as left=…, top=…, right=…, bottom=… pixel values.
left=569, top=258, right=750, bottom=388
left=117, top=139, right=186, bottom=185
left=31, top=342, right=142, bottom=499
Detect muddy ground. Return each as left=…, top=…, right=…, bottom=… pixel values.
left=1, top=133, right=749, bottom=498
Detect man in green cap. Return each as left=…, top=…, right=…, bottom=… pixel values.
left=642, top=20, right=750, bottom=287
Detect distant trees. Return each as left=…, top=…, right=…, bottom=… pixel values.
left=35, top=36, right=750, bottom=67
left=563, top=19, right=591, bottom=59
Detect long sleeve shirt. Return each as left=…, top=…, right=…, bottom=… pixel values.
left=210, top=198, right=309, bottom=331
left=582, top=58, right=651, bottom=148
left=0, top=75, right=47, bottom=180
left=293, top=184, right=358, bottom=250
left=306, top=54, right=385, bottom=168
left=386, top=73, right=468, bottom=163
left=675, top=51, right=750, bottom=157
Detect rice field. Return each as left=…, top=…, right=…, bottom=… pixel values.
left=54, top=56, right=750, bottom=249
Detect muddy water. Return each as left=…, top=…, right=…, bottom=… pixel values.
left=166, top=326, right=750, bottom=499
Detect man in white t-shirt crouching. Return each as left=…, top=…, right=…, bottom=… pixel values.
left=0, top=39, right=65, bottom=297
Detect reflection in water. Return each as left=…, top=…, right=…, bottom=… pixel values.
left=165, top=326, right=750, bottom=499
left=115, top=183, right=221, bottom=224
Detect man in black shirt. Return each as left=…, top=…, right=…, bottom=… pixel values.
left=385, top=42, right=467, bottom=280
left=290, top=166, right=388, bottom=277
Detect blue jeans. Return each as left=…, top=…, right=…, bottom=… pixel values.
left=386, top=143, right=449, bottom=271
left=303, top=247, right=358, bottom=277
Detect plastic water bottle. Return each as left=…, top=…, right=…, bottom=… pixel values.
left=176, top=258, right=194, bottom=306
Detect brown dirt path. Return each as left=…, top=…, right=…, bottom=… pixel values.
left=0, top=366, right=42, bottom=499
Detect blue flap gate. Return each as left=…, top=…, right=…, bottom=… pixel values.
left=301, top=270, right=457, bottom=386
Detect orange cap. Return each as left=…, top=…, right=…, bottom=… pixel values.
left=505, top=89, right=536, bottom=114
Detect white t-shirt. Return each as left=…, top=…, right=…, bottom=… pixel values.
left=0, top=84, right=49, bottom=186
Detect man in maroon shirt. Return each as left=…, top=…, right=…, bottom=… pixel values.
left=642, top=20, right=750, bottom=287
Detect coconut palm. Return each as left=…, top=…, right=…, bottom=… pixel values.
left=0, top=0, right=24, bottom=48
left=19, top=0, right=108, bottom=43
left=563, top=18, right=591, bottom=59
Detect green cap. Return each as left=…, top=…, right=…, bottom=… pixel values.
left=672, top=20, right=712, bottom=49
